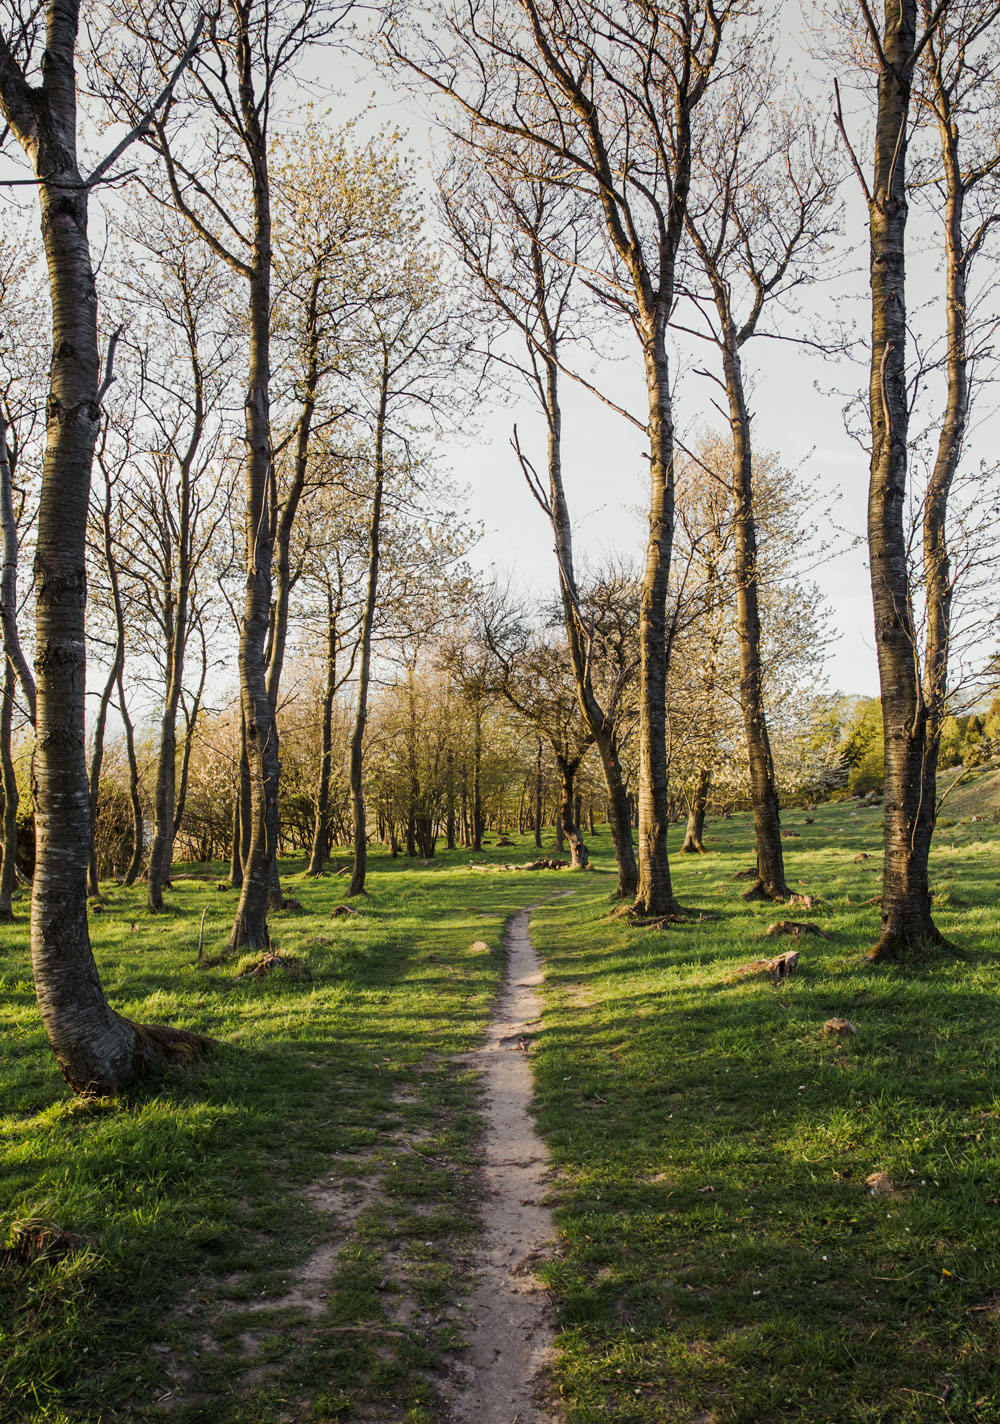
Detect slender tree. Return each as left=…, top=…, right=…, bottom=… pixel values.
left=388, top=0, right=741, bottom=915
left=0, top=0, right=208, bottom=1093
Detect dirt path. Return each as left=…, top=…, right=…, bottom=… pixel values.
left=446, top=902, right=564, bottom=1424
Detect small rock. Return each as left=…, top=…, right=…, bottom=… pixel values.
left=823, top=1017, right=857, bottom=1037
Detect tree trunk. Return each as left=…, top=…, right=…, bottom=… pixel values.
left=88, top=469, right=128, bottom=899
left=866, top=0, right=940, bottom=961
left=471, top=704, right=483, bottom=852
left=914, top=43, right=970, bottom=946
left=117, top=671, right=143, bottom=887
left=347, top=366, right=388, bottom=899
left=534, top=737, right=543, bottom=849
left=225, top=29, right=279, bottom=954
left=720, top=344, right=789, bottom=900
left=0, top=411, right=36, bottom=725
left=147, top=617, right=183, bottom=909
left=445, top=743, right=456, bottom=850
left=0, top=658, right=18, bottom=920
left=0, top=10, right=207, bottom=1092
left=681, top=767, right=711, bottom=853
left=307, top=588, right=337, bottom=875
left=634, top=328, right=680, bottom=915
left=557, top=757, right=589, bottom=869
left=537, top=301, right=638, bottom=897
left=167, top=670, right=203, bottom=879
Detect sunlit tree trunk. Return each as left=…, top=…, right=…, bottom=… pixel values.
left=308, top=588, right=338, bottom=875
left=117, top=670, right=143, bottom=887
left=634, top=327, right=680, bottom=915
left=865, top=0, right=941, bottom=961
left=0, top=0, right=207, bottom=1092
left=681, top=767, right=711, bottom=854
left=347, top=365, right=388, bottom=898
left=720, top=344, right=789, bottom=900
left=227, top=72, right=279, bottom=952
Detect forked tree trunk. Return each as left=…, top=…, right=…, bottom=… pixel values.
left=347, top=371, right=387, bottom=899
left=0, top=2, right=207, bottom=1092
left=537, top=301, right=638, bottom=897
left=681, top=767, right=711, bottom=853
left=914, top=34, right=971, bottom=943
left=165, top=672, right=203, bottom=880
left=117, top=671, right=143, bottom=887
left=557, top=756, right=589, bottom=869
left=148, top=600, right=186, bottom=910
left=866, top=0, right=941, bottom=961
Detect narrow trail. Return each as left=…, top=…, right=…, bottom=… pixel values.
left=446, top=901, right=567, bottom=1424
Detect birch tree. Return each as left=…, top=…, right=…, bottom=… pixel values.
left=0, top=0, right=208, bottom=1093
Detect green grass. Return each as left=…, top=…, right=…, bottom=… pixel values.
left=2, top=804, right=999, bottom=1423
left=531, top=801, right=1000, bottom=1423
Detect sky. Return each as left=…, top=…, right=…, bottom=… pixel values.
left=5, top=4, right=995, bottom=710
left=314, top=32, right=882, bottom=699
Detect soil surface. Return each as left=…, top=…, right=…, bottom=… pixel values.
left=445, top=903, right=563, bottom=1424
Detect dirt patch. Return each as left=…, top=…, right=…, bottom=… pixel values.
left=444, top=904, right=563, bottom=1424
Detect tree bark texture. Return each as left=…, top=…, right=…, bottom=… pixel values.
left=681, top=766, right=710, bottom=854
left=226, top=63, right=279, bottom=952
left=116, top=670, right=143, bottom=887
left=0, top=410, right=36, bottom=724
left=557, top=757, right=589, bottom=869
left=634, top=329, right=680, bottom=915
left=0, top=0, right=206, bottom=1092
left=308, top=587, right=338, bottom=875
left=534, top=243, right=638, bottom=897
left=866, top=0, right=941, bottom=961
left=347, top=371, right=387, bottom=899
left=0, top=659, right=18, bottom=919
left=721, top=346, right=789, bottom=900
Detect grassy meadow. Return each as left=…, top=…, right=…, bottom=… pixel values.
left=2, top=791, right=999, bottom=1423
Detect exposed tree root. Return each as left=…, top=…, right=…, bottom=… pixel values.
left=765, top=920, right=830, bottom=940
left=741, top=877, right=791, bottom=902
left=867, top=923, right=952, bottom=964
left=128, top=1020, right=214, bottom=1076
left=726, top=949, right=799, bottom=984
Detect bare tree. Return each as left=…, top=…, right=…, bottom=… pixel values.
left=833, top=0, right=1000, bottom=959
left=388, top=0, right=743, bottom=915
left=111, top=0, right=351, bottom=950
left=680, top=54, right=839, bottom=900
left=0, top=0, right=208, bottom=1093
left=441, top=154, right=640, bottom=896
